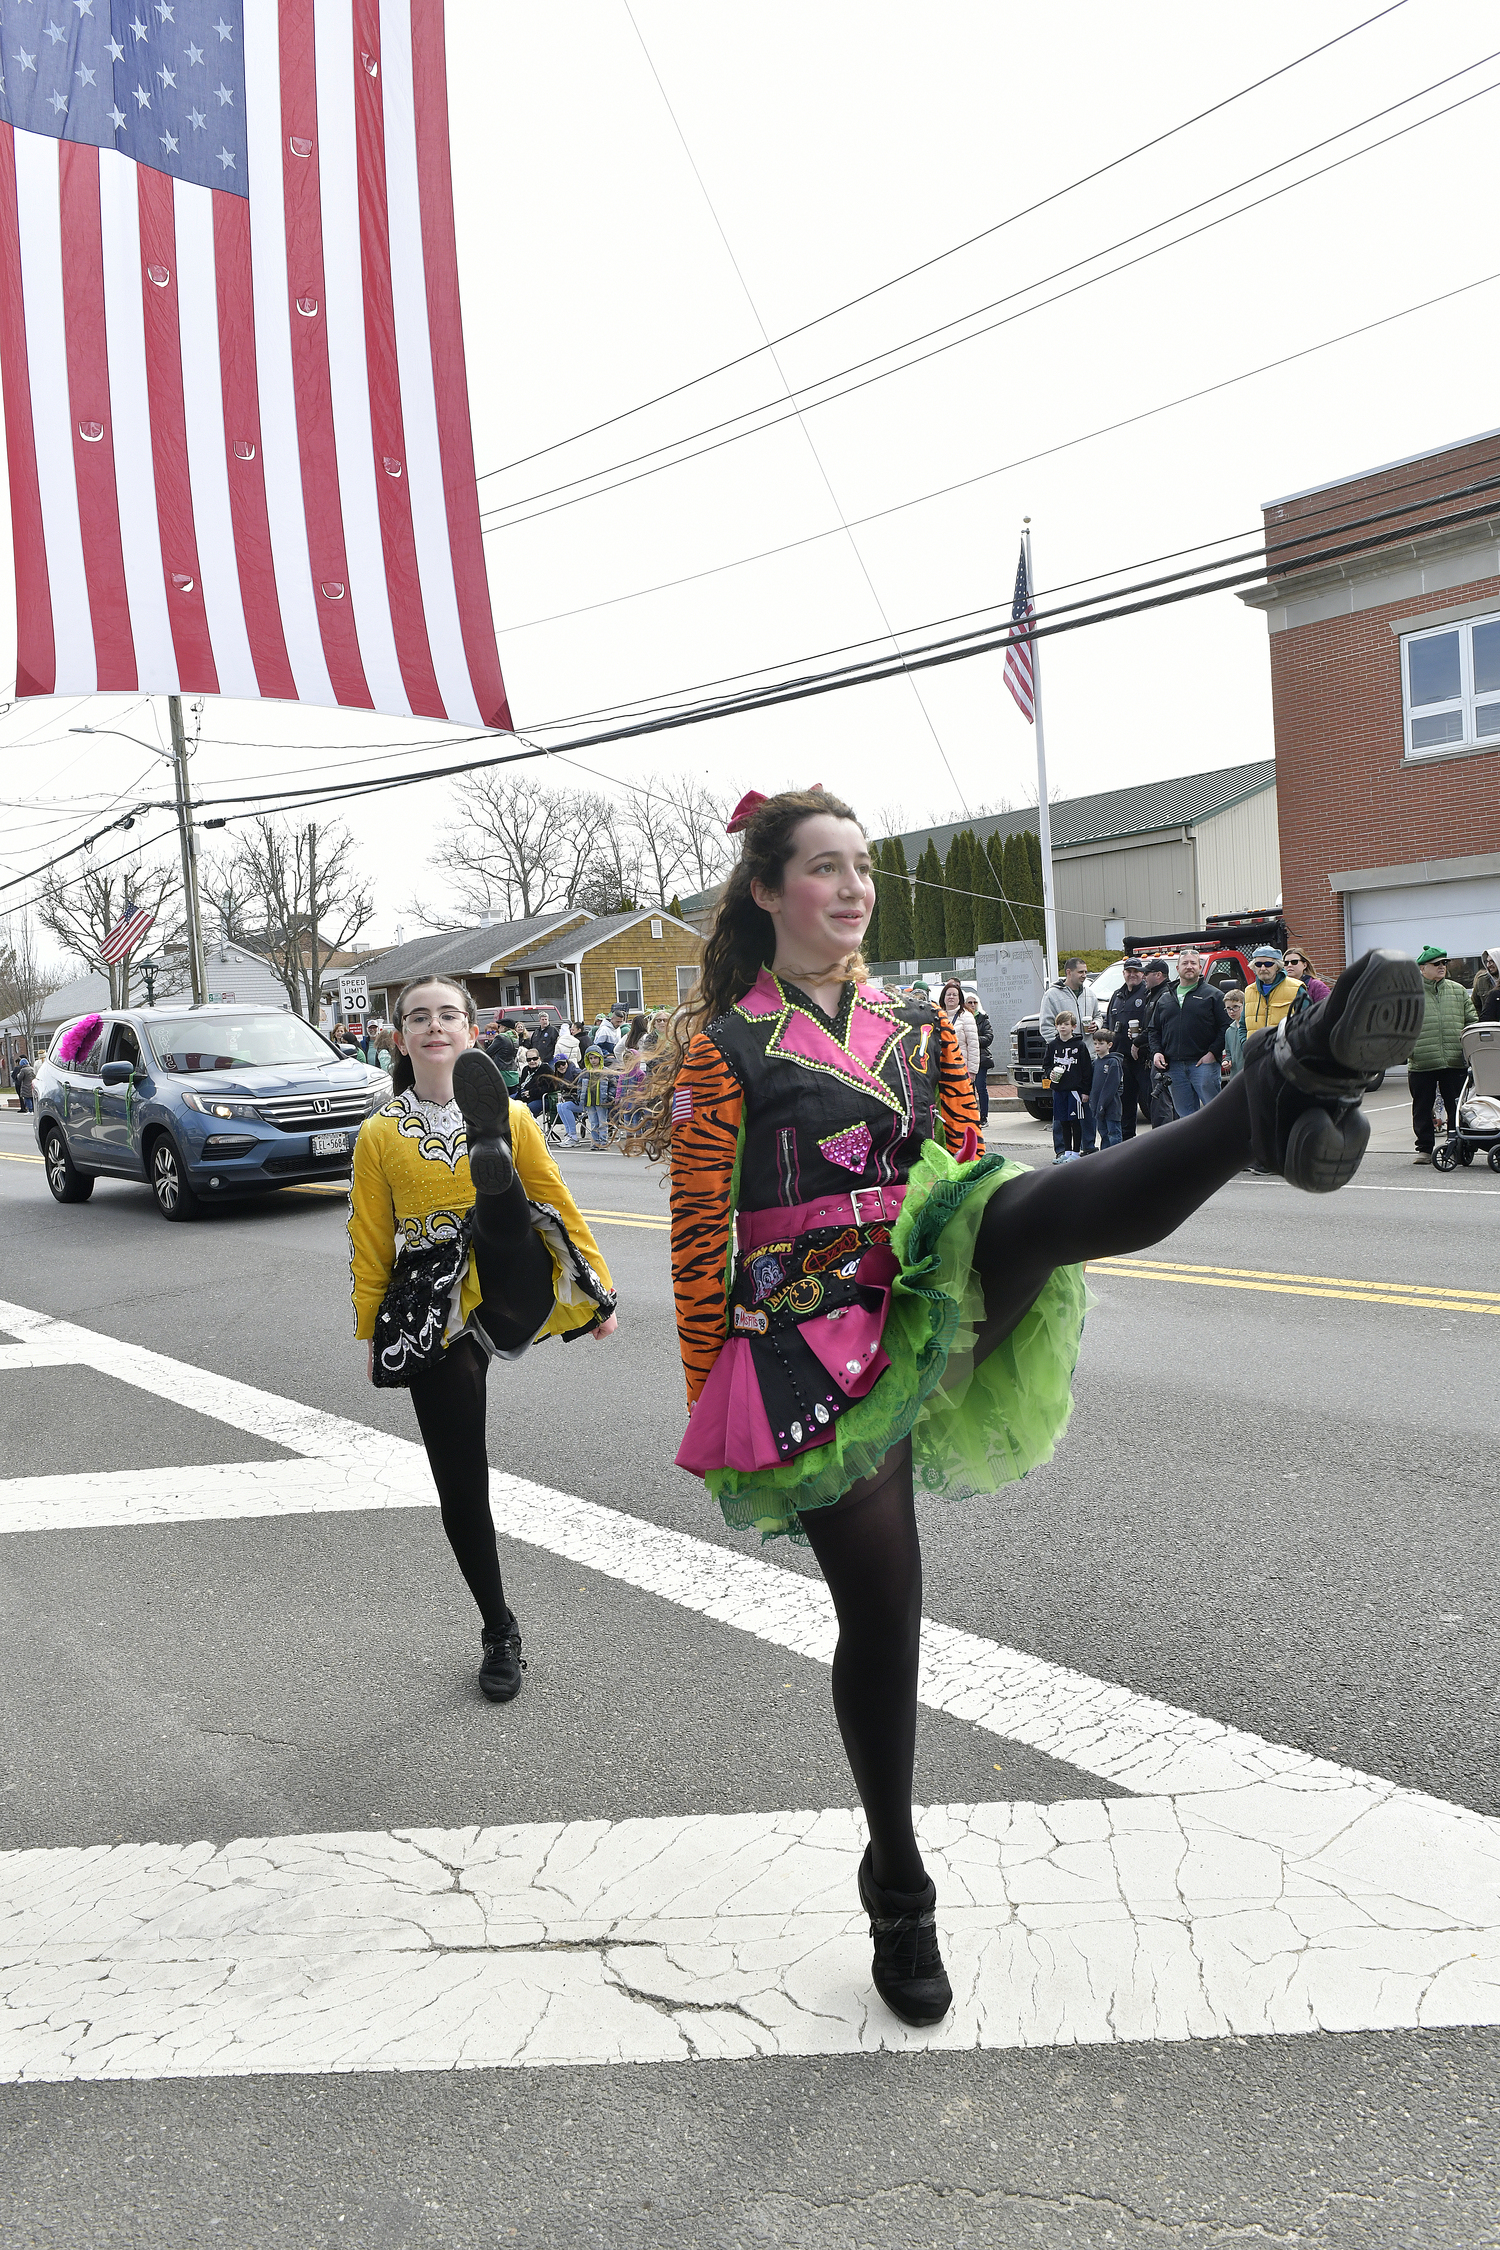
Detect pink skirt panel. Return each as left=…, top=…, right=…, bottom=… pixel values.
left=675, top=1337, right=782, bottom=1475
left=799, top=1302, right=888, bottom=1398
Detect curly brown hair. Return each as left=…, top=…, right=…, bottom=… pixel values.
left=629, top=786, right=869, bottom=1161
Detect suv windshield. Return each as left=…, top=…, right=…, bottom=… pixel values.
left=148, top=1015, right=339, bottom=1074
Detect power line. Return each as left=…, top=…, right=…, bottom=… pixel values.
left=480, top=61, right=1500, bottom=533
left=619, top=0, right=972, bottom=817
left=154, top=488, right=1500, bottom=829
left=483, top=263, right=1500, bottom=641
left=473, top=0, right=1411, bottom=486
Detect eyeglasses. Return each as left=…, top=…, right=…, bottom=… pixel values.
left=1284, top=956, right=1305, bottom=967
left=401, top=1007, right=468, bottom=1031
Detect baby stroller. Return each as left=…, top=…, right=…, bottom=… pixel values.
left=1433, top=1023, right=1500, bottom=1172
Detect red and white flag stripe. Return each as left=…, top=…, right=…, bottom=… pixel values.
left=0, top=0, right=510, bottom=731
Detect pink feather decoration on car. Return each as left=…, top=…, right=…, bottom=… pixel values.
left=56, top=1013, right=102, bottom=1065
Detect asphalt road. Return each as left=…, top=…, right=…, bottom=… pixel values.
left=2, top=1103, right=1498, bottom=2249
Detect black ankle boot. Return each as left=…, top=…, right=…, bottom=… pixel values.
left=1243, top=949, right=1424, bottom=1193
left=453, top=1048, right=514, bottom=1195
left=857, top=1845, right=953, bottom=2026
left=479, top=1618, right=525, bottom=1702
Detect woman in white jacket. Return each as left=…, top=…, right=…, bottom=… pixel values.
left=937, top=977, right=980, bottom=1078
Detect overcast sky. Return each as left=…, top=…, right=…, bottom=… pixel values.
left=4, top=0, right=1499, bottom=952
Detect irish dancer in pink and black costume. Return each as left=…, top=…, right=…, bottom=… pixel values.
left=638, top=786, right=1422, bottom=2029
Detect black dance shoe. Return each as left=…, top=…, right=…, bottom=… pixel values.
left=453, top=1048, right=514, bottom=1195
left=1242, top=948, right=1424, bottom=1194
left=857, top=1845, right=953, bottom=2026
left=479, top=1619, right=526, bottom=1702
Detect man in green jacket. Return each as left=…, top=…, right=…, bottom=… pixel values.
left=1408, top=944, right=1477, bottom=1163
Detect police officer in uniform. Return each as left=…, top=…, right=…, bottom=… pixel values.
left=1102, top=957, right=1151, bottom=1138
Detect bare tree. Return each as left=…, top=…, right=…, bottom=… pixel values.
left=0, top=914, right=64, bottom=1055
left=219, top=818, right=373, bottom=1017
left=432, top=774, right=563, bottom=920
left=616, top=777, right=691, bottom=909
left=574, top=801, right=641, bottom=916
left=645, top=774, right=733, bottom=897
left=38, top=855, right=187, bottom=1008
left=430, top=772, right=619, bottom=922
left=197, top=853, right=265, bottom=949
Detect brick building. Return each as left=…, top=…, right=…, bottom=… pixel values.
left=1239, top=429, right=1500, bottom=975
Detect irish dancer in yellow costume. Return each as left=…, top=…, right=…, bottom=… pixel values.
left=349, top=977, right=616, bottom=1703
left=637, top=786, right=1421, bottom=2028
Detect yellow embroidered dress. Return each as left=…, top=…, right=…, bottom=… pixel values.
left=348, top=1089, right=614, bottom=1347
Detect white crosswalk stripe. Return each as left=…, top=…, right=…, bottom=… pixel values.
left=3, top=1294, right=1500, bottom=2084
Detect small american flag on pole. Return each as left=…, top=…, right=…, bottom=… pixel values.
left=1002, top=541, right=1035, bottom=722
left=99, top=897, right=155, bottom=964
left=0, top=0, right=509, bottom=729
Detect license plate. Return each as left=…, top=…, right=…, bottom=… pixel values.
left=311, top=1131, right=349, bottom=1157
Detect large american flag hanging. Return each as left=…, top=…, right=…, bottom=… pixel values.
left=0, top=1, right=510, bottom=729
left=1002, top=540, right=1034, bottom=723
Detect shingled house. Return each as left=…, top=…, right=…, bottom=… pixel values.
left=359, top=907, right=704, bottom=1023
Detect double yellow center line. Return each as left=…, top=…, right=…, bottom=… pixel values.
left=4, top=1162, right=1488, bottom=1316
left=1091, top=1256, right=1500, bottom=1317
left=578, top=1206, right=670, bottom=1232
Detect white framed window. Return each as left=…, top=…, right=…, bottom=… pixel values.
left=650, top=918, right=663, bottom=940
left=1402, top=610, right=1500, bottom=757
left=615, top=966, right=643, bottom=1011
left=676, top=963, right=699, bottom=1003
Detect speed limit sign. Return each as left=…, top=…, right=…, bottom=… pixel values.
left=339, top=973, right=370, bottom=1016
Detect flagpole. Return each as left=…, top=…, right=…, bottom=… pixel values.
left=1021, top=519, right=1060, bottom=978
left=168, top=694, right=206, bottom=1006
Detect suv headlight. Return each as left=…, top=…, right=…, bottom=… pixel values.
left=182, top=1090, right=263, bottom=1121
left=367, top=1077, right=391, bottom=1115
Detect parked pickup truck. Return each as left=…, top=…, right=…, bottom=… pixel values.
left=1007, top=913, right=1286, bottom=1121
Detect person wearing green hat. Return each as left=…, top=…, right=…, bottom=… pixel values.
left=1407, top=945, right=1477, bottom=1162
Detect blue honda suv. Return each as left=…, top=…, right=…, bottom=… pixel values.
left=33, top=1003, right=389, bottom=1220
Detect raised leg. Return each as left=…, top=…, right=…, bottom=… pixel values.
left=975, top=1074, right=1252, bottom=1343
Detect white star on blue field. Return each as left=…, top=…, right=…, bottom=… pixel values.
left=0, top=0, right=246, bottom=195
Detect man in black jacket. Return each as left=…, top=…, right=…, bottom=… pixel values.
left=1102, top=957, right=1150, bottom=1138
left=1151, top=947, right=1231, bottom=1116
left=1138, top=958, right=1177, bottom=1127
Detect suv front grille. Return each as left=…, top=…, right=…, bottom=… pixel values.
left=1015, top=1027, right=1046, bottom=1066
left=252, top=1089, right=371, bottom=1133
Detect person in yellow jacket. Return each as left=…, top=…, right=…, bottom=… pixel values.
left=349, top=976, right=616, bottom=1703
left=1242, top=944, right=1307, bottom=1037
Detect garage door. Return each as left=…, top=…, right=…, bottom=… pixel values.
left=1348, top=874, right=1500, bottom=958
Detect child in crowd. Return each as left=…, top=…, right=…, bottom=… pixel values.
left=1043, top=1008, right=1094, bottom=1161
left=1088, top=1025, right=1123, bottom=1149
left=560, top=1044, right=611, bottom=1148
left=1222, top=986, right=1247, bottom=1080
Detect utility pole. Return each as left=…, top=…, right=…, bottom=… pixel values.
left=307, top=823, right=321, bottom=1026
left=168, top=694, right=206, bottom=1004
left=1021, top=520, right=1060, bottom=978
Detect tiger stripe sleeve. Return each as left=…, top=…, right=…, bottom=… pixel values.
left=669, top=1034, right=745, bottom=1407
left=935, top=1011, right=983, bottom=1160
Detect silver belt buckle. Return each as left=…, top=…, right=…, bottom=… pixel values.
left=850, top=1186, right=885, bottom=1226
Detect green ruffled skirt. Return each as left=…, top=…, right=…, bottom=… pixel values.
left=707, top=1140, right=1087, bottom=1543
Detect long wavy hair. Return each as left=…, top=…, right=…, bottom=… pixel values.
left=389, top=976, right=477, bottom=1098
left=630, top=786, right=869, bottom=1160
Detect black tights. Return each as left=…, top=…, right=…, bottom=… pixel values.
left=798, top=1079, right=1253, bottom=1892
left=406, top=1172, right=555, bottom=1635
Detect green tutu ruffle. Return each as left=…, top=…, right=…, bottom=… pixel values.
left=707, top=1139, right=1087, bottom=1542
